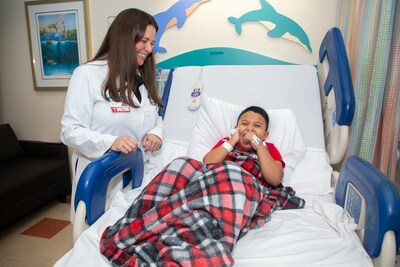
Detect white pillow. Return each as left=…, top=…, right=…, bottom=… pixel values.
left=288, top=148, right=333, bottom=195
left=187, top=95, right=306, bottom=183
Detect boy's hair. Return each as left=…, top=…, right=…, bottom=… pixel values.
left=237, top=106, right=269, bottom=130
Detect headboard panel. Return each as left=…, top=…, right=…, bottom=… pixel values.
left=162, top=65, right=325, bottom=150
left=160, top=27, right=355, bottom=164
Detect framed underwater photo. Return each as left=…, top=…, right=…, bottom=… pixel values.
left=25, top=0, right=90, bottom=91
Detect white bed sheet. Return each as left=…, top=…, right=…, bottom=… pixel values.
left=55, top=141, right=372, bottom=267
left=233, top=194, right=372, bottom=267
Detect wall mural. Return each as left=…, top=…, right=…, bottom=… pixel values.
left=153, top=0, right=210, bottom=54
left=227, top=0, right=312, bottom=53
left=150, top=0, right=312, bottom=68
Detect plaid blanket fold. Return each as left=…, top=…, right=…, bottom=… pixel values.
left=100, top=156, right=305, bottom=267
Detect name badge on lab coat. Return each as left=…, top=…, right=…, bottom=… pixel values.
left=110, top=101, right=130, bottom=112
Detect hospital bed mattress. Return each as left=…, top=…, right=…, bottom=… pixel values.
left=55, top=64, right=373, bottom=266
left=55, top=141, right=372, bottom=266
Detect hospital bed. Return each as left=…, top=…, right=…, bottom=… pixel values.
left=55, top=27, right=400, bottom=267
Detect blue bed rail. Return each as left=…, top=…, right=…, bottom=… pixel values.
left=319, top=27, right=355, bottom=126
left=336, top=155, right=400, bottom=257
left=74, top=150, right=144, bottom=225
left=158, top=67, right=176, bottom=119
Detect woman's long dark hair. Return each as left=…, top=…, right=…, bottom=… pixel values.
left=92, top=8, right=162, bottom=108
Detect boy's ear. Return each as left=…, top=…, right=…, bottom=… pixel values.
left=263, top=130, right=269, bottom=140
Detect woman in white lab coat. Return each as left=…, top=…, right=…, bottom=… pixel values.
left=60, top=8, right=163, bottom=222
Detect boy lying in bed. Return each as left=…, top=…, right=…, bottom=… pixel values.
left=203, top=105, right=285, bottom=187
left=100, top=106, right=305, bottom=267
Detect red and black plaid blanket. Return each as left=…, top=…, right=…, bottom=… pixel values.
left=100, top=155, right=305, bottom=267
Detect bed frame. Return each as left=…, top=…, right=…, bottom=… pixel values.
left=72, top=27, right=400, bottom=267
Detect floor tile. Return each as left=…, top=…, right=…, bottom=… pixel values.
left=21, top=217, right=70, bottom=239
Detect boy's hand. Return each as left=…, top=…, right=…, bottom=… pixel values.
left=242, top=130, right=262, bottom=150
left=250, top=133, right=261, bottom=150
left=230, top=128, right=240, bottom=145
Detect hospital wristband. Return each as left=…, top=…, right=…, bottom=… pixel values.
left=221, top=142, right=233, bottom=153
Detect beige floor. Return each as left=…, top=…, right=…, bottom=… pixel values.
left=0, top=200, right=73, bottom=267
left=0, top=199, right=399, bottom=267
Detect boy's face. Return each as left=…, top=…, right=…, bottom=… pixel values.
left=236, top=111, right=269, bottom=148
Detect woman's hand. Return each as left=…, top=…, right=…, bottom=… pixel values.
left=142, top=134, right=162, bottom=152
left=111, top=136, right=138, bottom=154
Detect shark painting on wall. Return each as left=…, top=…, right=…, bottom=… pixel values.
left=228, top=0, right=312, bottom=53
left=153, top=0, right=210, bottom=53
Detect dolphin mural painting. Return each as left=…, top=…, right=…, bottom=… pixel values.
left=153, top=0, right=209, bottom=53
left=228, top=0, right=312, bottom=53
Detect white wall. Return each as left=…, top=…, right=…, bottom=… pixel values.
left=0, top=0, right=67, bottom=141
left=0, top=0, right=338, bottom=141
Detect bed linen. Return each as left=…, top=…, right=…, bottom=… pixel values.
left=100, top=156, right=304, bottom=266
left=233, top=194, right=373, bottom=267
left=55, top=144, right=373, bottom=267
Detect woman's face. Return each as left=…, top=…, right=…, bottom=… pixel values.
left=135, top=25, right=156, bottom=66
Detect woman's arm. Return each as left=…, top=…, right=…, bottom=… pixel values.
left=60, top=66, right=117, bottom=159
left=146, top=113, right=164, bottom=141
left=143, top=106, right=164, bottom=152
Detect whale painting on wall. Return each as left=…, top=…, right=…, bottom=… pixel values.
left=228, top=0, right=312, bottom=53
left=152, top=0, right=312, bottom=55
left=153, top=0, right=210, bottom=53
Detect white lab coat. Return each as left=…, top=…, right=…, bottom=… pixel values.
left=60, top=60, right=163, bottom=222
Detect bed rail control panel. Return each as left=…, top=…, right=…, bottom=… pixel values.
left=336, top=155, right=400, bottom=258
left=344, top=182, right=366, bottom=232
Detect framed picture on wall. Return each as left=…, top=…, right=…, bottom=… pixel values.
left=25, top=0, right=90, bottom=91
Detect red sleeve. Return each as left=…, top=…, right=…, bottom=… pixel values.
left=212, top=139, right=285, bottom=168
left=211, top=137, right=229, bottom=150
left=266, top=142, right=286, bottom=169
